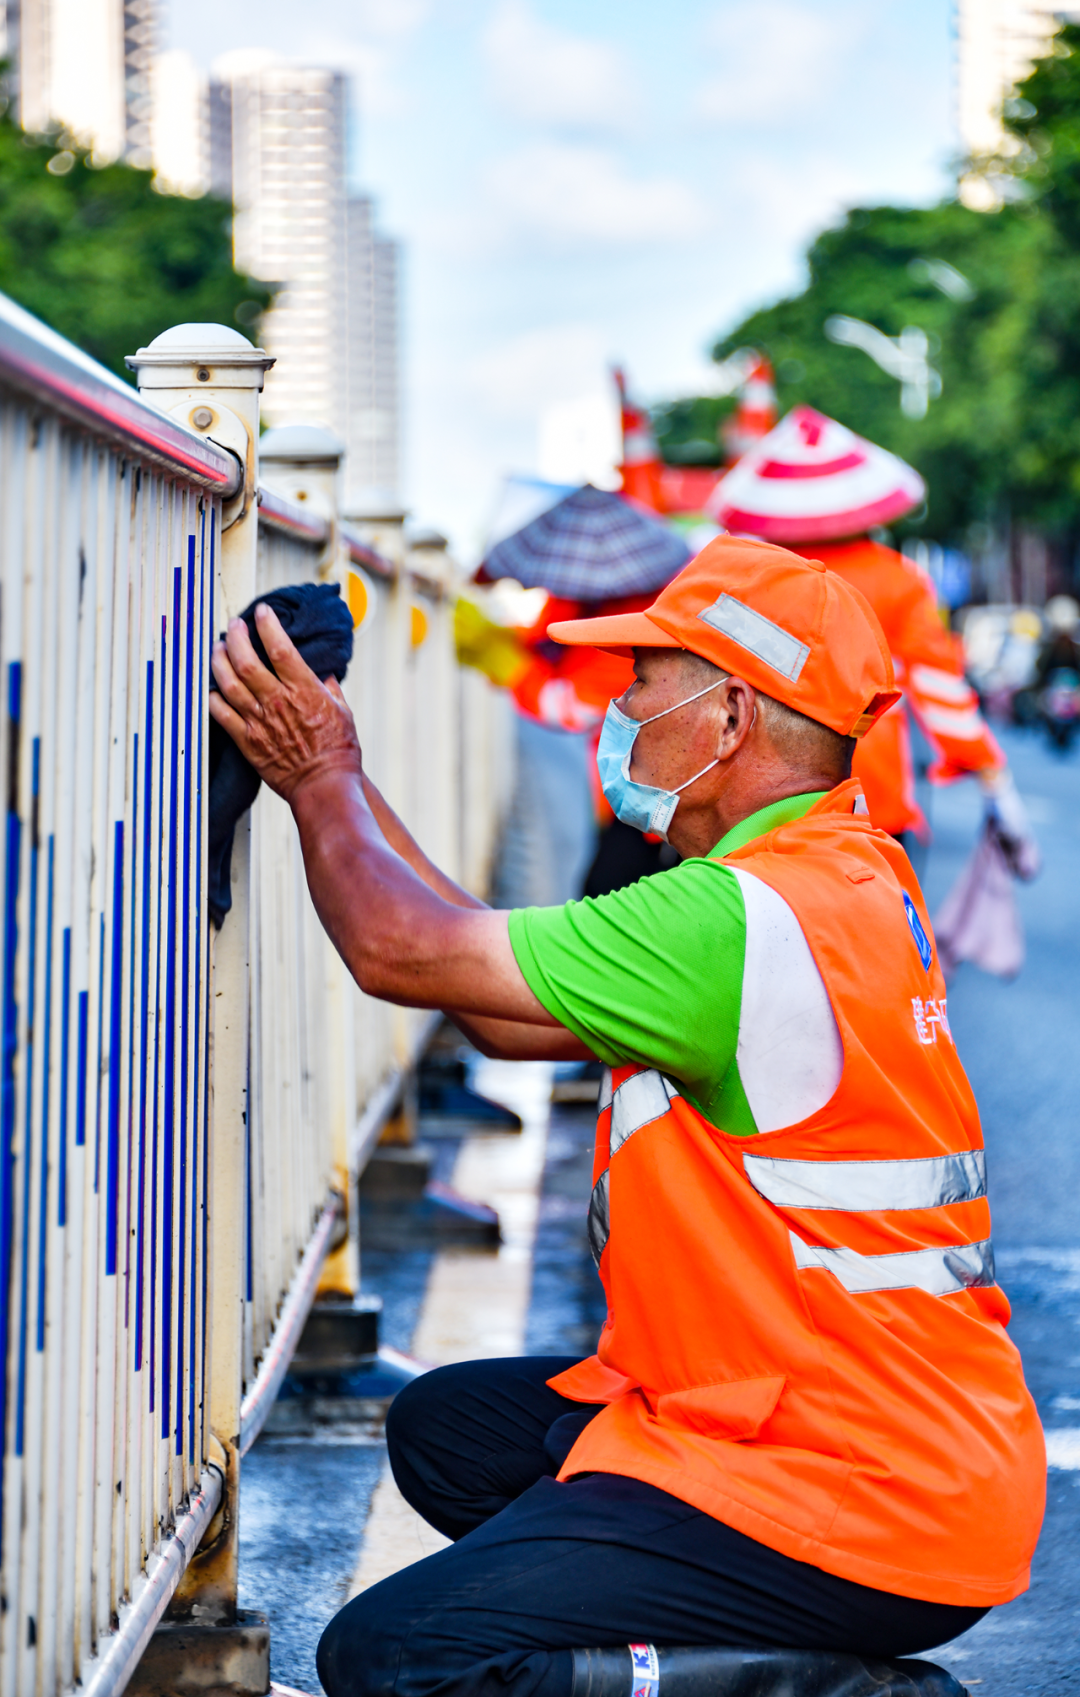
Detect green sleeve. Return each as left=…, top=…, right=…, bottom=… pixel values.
left=507, top=859, right=752, bottom=1130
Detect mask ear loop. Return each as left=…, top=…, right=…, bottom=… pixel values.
left=616, top=673, right=728, bottom=727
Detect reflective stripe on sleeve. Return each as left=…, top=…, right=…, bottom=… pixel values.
left=744, top=1149, right=986, bottom=1212
left=919, top=704, right=987, bottom=741
left=909, top=664, right=975, bottom=705
left=790, top=1232, right=996, bottom=1295
left=588, top=1169, right=610, bottom=1267
left=610, top=1069, right=680, bottom=1156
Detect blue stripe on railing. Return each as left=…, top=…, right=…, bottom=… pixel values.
left=163, top=569, right=181, bottom=1443
left=200, top=512, right=214, bottom=1427
left=136, top=666, right=153, bottom=1369
left=58, top=928, right=71, bottom=1227
left=150, top=618, right=166, bottom=1417
left=126, top=738, right=138, bottom=1331
left=176, top=538, right=194, bottom=1456
left=36, top=835, right=55, bottom=1350
left=1, top=660, right=22, bottom=1513
left=187, top=526, right=201, bottom=1463
left=105, top=819, right=124, bottom=1277
left=15, top=736, right=41, bottom=1456
left=245, top=1067, right=254, bottom=1305
left=93, top=912, right=104, bottom=1191
left=75, top=991, right=88, bottom=1147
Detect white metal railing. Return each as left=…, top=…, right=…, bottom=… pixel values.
left=0, top=302, right=512, bottom=1695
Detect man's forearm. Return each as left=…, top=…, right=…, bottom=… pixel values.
left=289, top=766, right=559, bottom=1023
left=209, top=605, right=562, bottom=1024
left=361, top=773, right=486, bottom=911
left=444, top=1012, right=596, bottom=1062
left=292, top=767, right=461, bottom=997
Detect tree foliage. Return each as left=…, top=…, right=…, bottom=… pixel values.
left=0, top=107, right=273, bottom=380
left=655, top=24, right=1080, bottom=544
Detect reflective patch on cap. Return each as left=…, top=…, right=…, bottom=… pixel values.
left=696, top=593, right=810, bottom=682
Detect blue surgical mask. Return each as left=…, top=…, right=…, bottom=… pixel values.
left=596, top=678, right=726, bottom=841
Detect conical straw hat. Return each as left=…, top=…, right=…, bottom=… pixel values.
left=708, top=404, right=925, bottom=543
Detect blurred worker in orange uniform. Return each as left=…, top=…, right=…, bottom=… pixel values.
left=711, top=406, right=1035, bottom=855
left=462, top=485, right=691, bottom=900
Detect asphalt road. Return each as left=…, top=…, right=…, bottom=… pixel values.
left=911, top=724, right=1080, bottom=1695
left=241, top=720, right=1080, bottom=1695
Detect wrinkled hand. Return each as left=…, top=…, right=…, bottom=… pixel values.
left=209, top=602, right=361, bottom=804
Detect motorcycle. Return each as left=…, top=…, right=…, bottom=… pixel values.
left=1038, top=666, right=1080, bottom=750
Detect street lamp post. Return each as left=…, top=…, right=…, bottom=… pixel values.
left=824, top=315, right=942, bottom=419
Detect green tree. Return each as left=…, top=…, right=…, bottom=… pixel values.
left=0, top=109, right=273, bottom=380
left=705, top=199, right=1047, bottom=540
left=655, top=23, right=1080, bottom=545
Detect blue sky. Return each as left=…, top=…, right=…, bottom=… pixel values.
left=169, top=0, right=957, bottom=553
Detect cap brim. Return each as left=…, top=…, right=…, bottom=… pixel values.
left=547, top=611, right=681, bottom=650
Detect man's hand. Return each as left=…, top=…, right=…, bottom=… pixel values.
left=210, top=602, right=585, bottom=1049
left=209, top=602, right=361, bottom=804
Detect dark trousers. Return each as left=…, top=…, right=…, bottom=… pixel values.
left=316, top=1357, right=987, bottom=1697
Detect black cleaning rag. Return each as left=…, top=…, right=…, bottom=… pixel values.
left=208, top=581, right=355, bottom=927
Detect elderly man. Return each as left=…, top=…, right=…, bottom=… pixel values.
left=210, top=538, right=1043, bottom=1697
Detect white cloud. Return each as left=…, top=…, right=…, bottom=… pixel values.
left=695, top=0, right=864, bottom=126
left=482, top=0, right=638, bottom=133
left=485, top=142, right=705, bottom=247
left=467, top=323, right=611, bottom=423
left=335, top=0, right=433, bottom=40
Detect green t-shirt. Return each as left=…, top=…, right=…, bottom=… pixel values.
left=507, top=793, right=826, bottom=1136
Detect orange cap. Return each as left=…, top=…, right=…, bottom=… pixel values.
left=547, top=534, right=900, bottom=737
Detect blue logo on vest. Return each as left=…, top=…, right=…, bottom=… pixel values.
left=904, top=891, right=933, bottom=972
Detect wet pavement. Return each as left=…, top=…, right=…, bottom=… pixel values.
left=240, top=722, right=1080, bottom=1696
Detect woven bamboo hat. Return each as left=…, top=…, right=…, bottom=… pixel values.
left=707, top=405, right=925, bottom=543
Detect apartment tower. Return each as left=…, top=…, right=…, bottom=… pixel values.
left=7, top=0, right=156, bottom=162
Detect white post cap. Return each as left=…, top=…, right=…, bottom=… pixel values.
left=126, top=323, right=276, bottom=390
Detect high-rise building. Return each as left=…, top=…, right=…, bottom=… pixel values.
left=215, top=59, right=350, bottom=439
left=5, top=13, right=403, bottom=497
left=11, top=0, right=156, bottom=162
left=209, top=56, right=401, bottom=497
left=150, top=47, right=208, bottom=194
left=956, top=1, right=1080, bottom=204
left=345, top=196, right=401, bottom=498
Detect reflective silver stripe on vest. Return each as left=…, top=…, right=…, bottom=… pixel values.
left=588, top=1170, right=610, bottom=1267
left=610, top=1070, right=680, bottom=1156
left=598, top=1067, right=613, bottom=1115
left=587, top=1070, right=680, bottom=1265
left=745, top=1150, right=987, bottom=1213
left=789, top=1232, right=996, bottom=1295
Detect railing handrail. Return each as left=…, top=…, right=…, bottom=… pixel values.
left=257, top=486, right=332, bottom=545
left=74, top=1468, right=226, bottom=1697
left=342, top=522, right=397, bottom=580
left=0, top=289, right=240, bottom=493
left=238, top=1192, right=342, bottom=1457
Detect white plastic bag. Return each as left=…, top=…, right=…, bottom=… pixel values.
left=933, top=822, right=1025, bottom=981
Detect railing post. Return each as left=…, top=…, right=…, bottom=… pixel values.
left=127, top=326, right=274, bottom=1643
left=343, top=497, right=418, bottom=1099
left=261, top=426, right=359, bottom=1301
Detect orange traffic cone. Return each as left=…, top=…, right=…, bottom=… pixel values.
left=720, top=353, right=778, bottom=466
left=613, top=367, right=666, bottom=513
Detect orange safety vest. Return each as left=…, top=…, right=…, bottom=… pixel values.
left=549, top=782, right=1044, bottom=1607
left=790, top=541, right=1003, bottom=837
